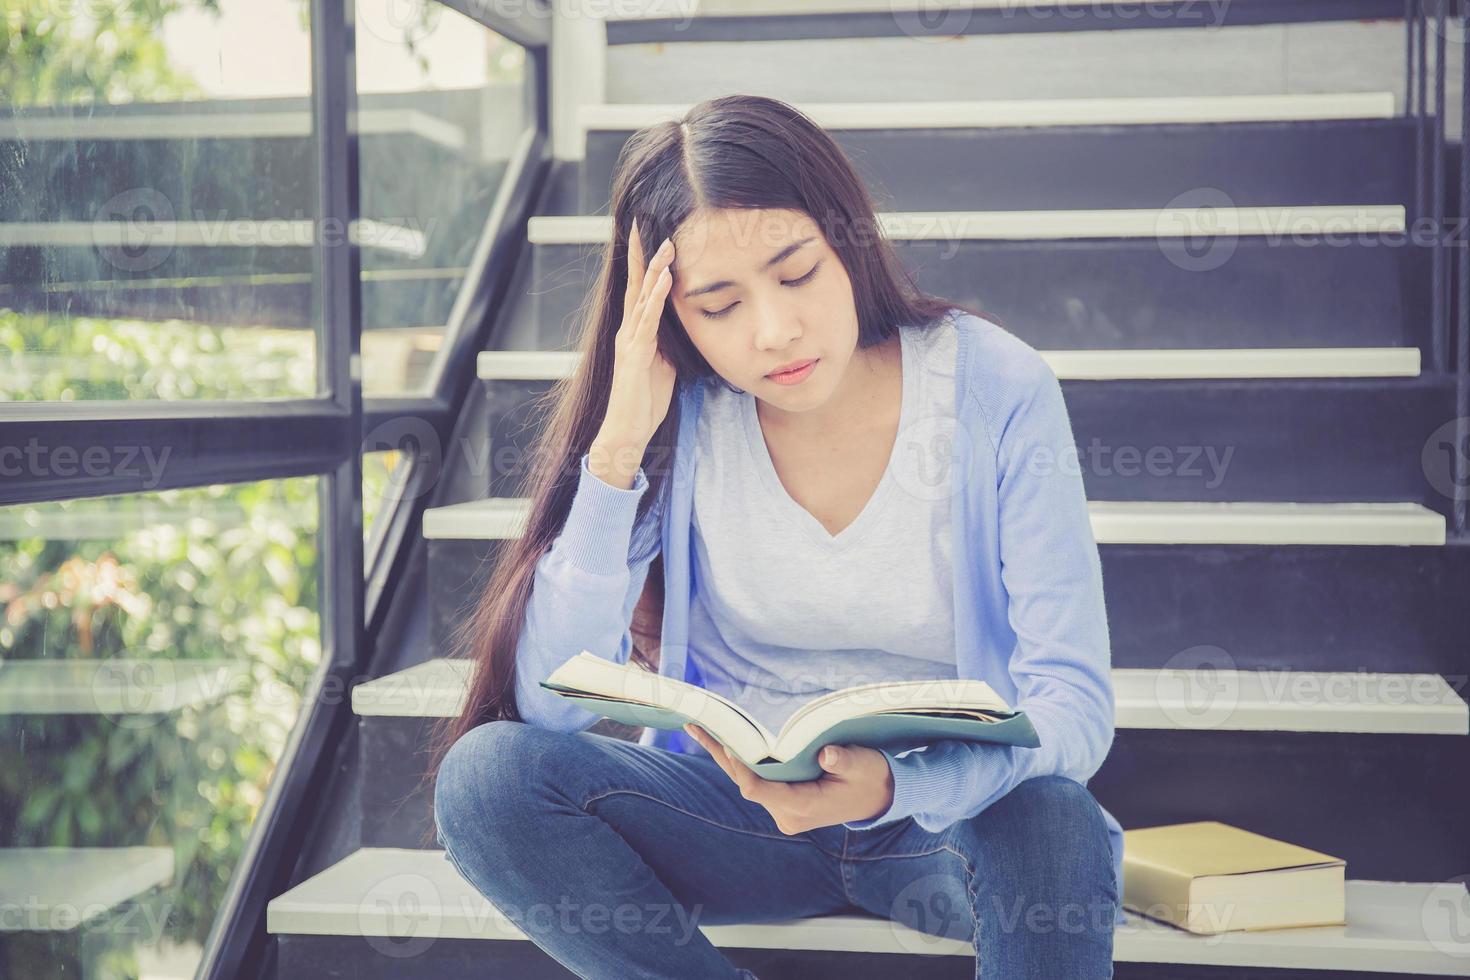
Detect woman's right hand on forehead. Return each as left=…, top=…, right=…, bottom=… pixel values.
left=598, top=216, right=679, bottom=458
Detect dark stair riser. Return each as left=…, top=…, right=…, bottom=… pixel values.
left=358, top=721, right=1468, bottom=882
left=582, top=118, right=1413, bottom=215
left=360, top=715, right=442, bottom=852
left=1104, top=543, right=1470, bottom=677
left=530, top=237, right=1426, bottom=354
left=359, top=715, right=638, bottom=851
left=276, top=932, right=1461, bottom=980
left=277, top=935, right=982, bottom=980
left=429, top=539, right=1470, bottom=684
left=475, top=377, right=1452, bottom=504
left=1090, top=728, right=1470, bottom=882
left=603, top=0, right=1408, bottom=44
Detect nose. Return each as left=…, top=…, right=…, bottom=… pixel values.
left=752, top=306, right=802, bottom=352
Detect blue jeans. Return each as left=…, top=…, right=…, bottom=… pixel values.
left=433, top=720, right=1117, bottom=980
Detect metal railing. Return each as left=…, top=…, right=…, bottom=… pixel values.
left=1458, top=1, right=1470, bottom=536
left=1407, top=0, right=1470, bottom=535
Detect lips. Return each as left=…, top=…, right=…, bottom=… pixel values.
left=767, top=358, right=816, bottom=378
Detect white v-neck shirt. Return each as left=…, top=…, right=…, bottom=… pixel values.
left=688, top=319, right=961, bottom=737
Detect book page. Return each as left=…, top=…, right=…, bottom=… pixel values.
left=544, top=652, right=778, bottom=755
left=775, top=677, right=1008, bottom=742
left=770, top=678, right=1013, bottom=760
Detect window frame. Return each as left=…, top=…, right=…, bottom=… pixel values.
left=0, top=0, right=550, bottom=975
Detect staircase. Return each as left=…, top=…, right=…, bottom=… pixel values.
left=266, top=4, right=1470, bottom=977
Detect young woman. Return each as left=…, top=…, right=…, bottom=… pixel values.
left=425, top=93, right=1122, bottom=980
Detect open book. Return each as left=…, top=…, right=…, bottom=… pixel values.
left=538, top=650, right=1040, bottom=782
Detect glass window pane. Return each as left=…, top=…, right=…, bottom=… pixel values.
left=362, top=448, right=411, bottom=545
left=356, top=2, right=530, bottom=397
left=0, top=477, right=321, bottom=977
left=0, top=0, right=321, bottom=402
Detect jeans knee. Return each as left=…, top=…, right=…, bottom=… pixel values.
left=1015, top=776, right=1107, bottom=849
left=433, top=719, right=542, bottom=852
left=958, top=776, right=1118, bottom=960
left=1012, top=775, right=1104, bottom=833
left=963, top=775, right=1112, bottom=890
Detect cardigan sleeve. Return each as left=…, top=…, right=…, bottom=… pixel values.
left=844, top=351, right=1114, bottom=831
left=511, top=450, right=665, bottom=732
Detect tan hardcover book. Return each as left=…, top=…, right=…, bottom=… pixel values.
left=1122, top=821, right=1346, bottom=935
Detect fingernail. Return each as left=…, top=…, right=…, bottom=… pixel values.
left=660, top=237, right=672, bottom=253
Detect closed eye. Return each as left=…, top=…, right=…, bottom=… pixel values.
left=701, top=261, right=822, bottom=320
left=785, top=261, right=821, bottom=288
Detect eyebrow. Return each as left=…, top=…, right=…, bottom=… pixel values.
left=679, top=237, right=817, bottom=300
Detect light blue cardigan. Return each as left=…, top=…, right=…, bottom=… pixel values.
left=511, top=308, right=1125, bottom=902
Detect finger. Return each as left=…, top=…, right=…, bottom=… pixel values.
left=721, top=742, right=756, bottom=781
left=632, top=238, right=671, bottom=324
left=753, top=767, right=823, bottom=828
left=626, top=242, right=673, bottom=354
left=720, top=744, right=774, bottom=804
left=685, top=725, right=739, bottom=784
left=623, top=218, right=646, bottom=322
left=636, top=263, right=673, bottom=346
left=682, top=722, right=710, bottom=754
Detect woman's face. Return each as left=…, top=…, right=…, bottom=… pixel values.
left=667, top=207, right=861, bottom=414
